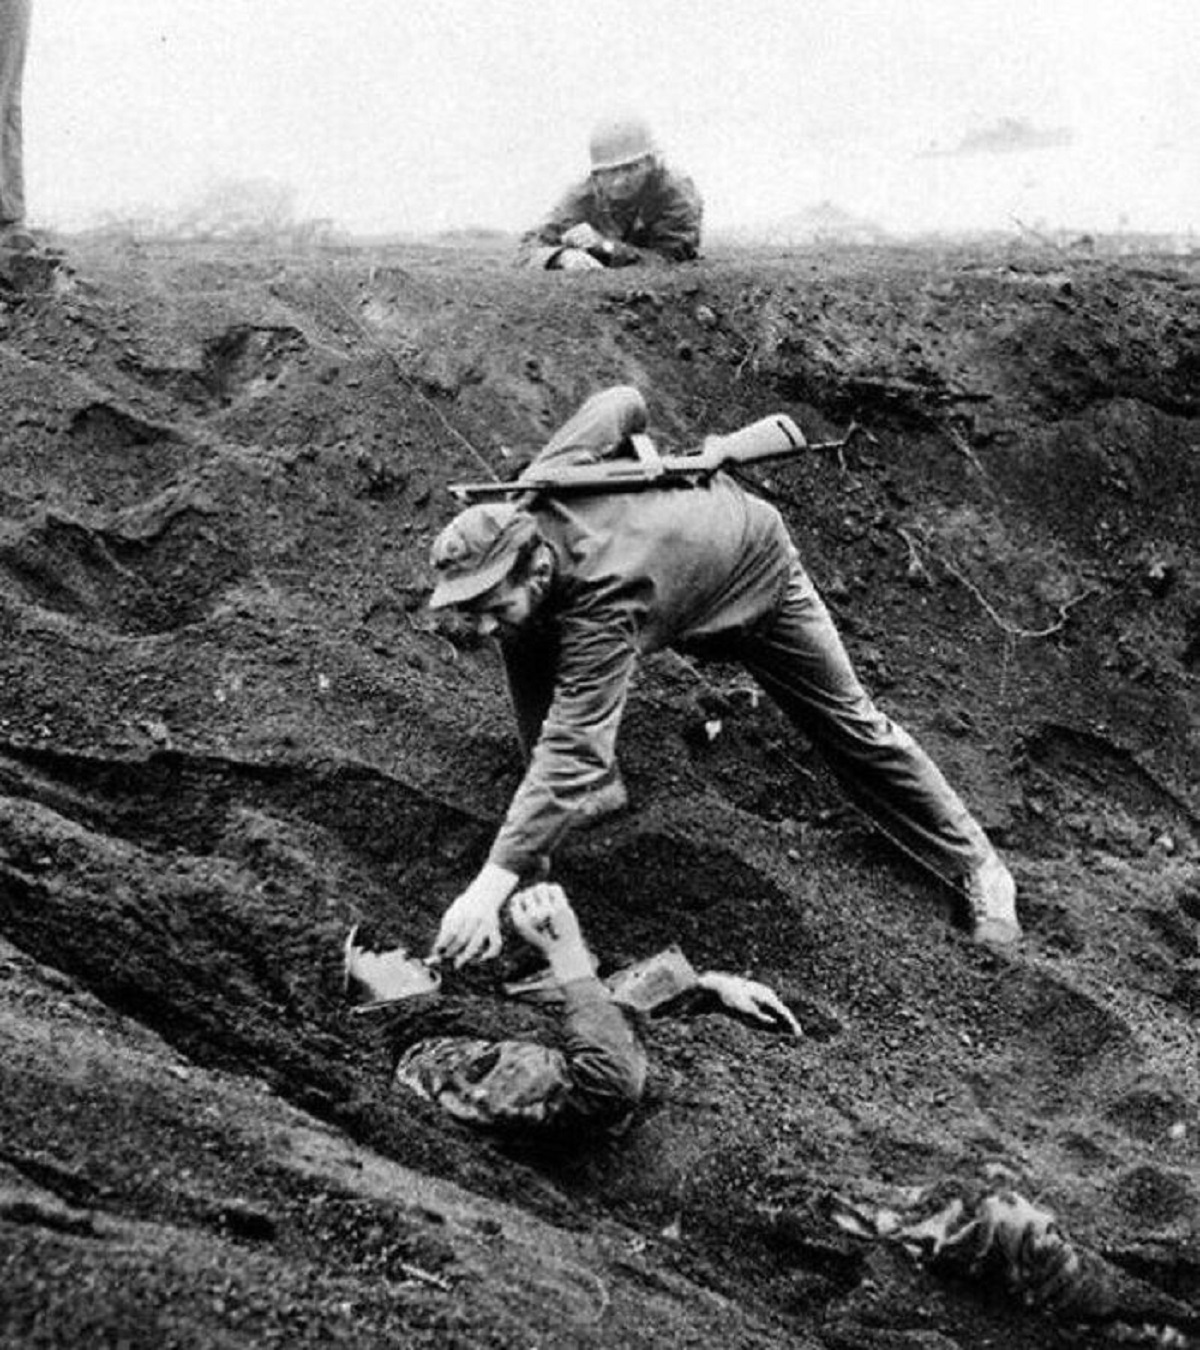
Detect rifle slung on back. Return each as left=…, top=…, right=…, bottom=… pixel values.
left=449, top=414, right=863, bottom=504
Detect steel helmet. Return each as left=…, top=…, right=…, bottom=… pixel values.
left=589, top=116, right=657, bottom=171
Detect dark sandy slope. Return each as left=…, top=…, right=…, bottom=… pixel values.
left=1, top=234, right=1197, bottom=1347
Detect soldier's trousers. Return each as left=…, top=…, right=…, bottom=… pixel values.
left=0, top=0, right=30, bottom=226
left=732, top=557, right=993, bottom=884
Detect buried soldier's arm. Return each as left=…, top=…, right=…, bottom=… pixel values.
left=511, top=884, right=648, bottom=1121
left=695, top=970, right=802, bottom=1035
left=509, top=882, right=593, bottom=982
left=603, top=947, right=800, bottom=1035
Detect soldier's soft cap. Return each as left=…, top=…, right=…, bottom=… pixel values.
left=428, top=502, right=538, bottom=609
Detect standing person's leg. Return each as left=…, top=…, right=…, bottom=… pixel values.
left=524, top=385, right=648, bottom=473
left=737, top=557, right=1019, bottom=943
left=0, top=0, right=31, bottom=234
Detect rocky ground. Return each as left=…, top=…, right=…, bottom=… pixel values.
left=1, top=230, right=1198, bottom=1348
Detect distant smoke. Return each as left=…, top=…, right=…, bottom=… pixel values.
left=79, top=177, right=340, bottom=247
left=922, top=117, right=1075, bottom=158
left=176, top=177, right=297, bottom=236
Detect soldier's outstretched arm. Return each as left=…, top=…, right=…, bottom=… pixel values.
left=487, top=608, right=640, bottom=877
left=432, top=863, right=520, bottom=966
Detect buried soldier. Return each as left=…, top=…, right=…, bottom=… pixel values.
left=518, top=114, right=702, bottom=271
left=426, top=385, right=1021, bottom=968
left=346, top=882, right=798, bottom=1134
left=349, top=895, right=1173, bottom=1344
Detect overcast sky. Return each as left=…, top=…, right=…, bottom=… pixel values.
left=24, top=0, right=1200, bottom=238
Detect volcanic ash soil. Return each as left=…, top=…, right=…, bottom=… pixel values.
left=1, top=233, right=1198, bottom=1348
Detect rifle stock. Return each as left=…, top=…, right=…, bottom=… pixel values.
left=449, top=412, right=809, bottom=503
left=696, top=413, right=807, bottom=469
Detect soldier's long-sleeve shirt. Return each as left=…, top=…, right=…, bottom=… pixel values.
left=488, top=476, right=794, bottom=876
left=394, top=976, right=648, bottom=1132
left=518, top=163, right=703, bottom=266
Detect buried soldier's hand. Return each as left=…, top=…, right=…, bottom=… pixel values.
left=696, top=971, right=802, bottom=1035
left=510, top=882, right=581, bottom=949
left=432, top=864, right=519, bottom=967
left=510, top=883, right=595, bottom=983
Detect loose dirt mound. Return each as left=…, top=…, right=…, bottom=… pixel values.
left=1, top=234, right=1198, bottom=1348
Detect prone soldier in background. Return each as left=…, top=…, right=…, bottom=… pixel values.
left=519, top=114, right=702, bottom=272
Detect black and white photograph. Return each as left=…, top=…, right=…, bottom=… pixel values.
left=1, top=2, right=1197, bottom=1345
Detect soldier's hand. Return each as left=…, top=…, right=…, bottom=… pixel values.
left=696, top=971, right=802, bottom=1035
left=555, top=247, right=604, bottom=271
left=510, top=883, right=582, bottom=952
left=432, top=864, right=518, bottom=967
left=510, top=884, right=594, bottom=982
left=561, top=222, right=604, bottom=250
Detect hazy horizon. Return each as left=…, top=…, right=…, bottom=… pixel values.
left=23, top=0, right=1200, bottom=241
